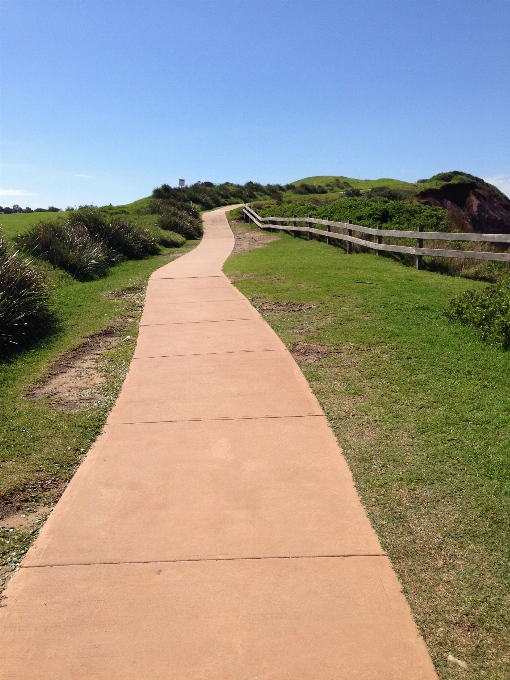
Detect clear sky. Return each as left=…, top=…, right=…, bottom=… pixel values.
left=1, top=0, right=509, bottom=209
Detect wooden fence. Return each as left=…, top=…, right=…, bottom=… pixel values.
left=242, top=205, right=510, bottom=269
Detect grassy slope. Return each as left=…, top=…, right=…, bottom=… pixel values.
left=0, top=198, right=155, bottom=241
left=224, top=219, right=510, bottom=679
left=0, top=212, right=73, bottom=241
left=292, top=175, right=417, bottom=190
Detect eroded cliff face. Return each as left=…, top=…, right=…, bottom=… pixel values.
left=418, top=181, right=510, bottom=234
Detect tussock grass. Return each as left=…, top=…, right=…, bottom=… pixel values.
left=0, top=237, right=55, bottom=355
left=15, top=210, right=161, bottom=281
left=225, top=218, right=510, bottom=678
left=156, top=207, right=203, bottom=240
left=67, top=209, right=159, bottom=260
left=16, top=220, right=110, bottom=281
left=157, top=230, right=186, bottom=248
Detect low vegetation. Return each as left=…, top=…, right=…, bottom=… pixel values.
left=291, top=170, right=508, bottom=202
left=249, top=197, right=510, bottom=282
left=0, top=235, right=200, bottom=589
left=447, top=278, right=510, bottom=349
left=0, top=237, right=55, bottom=355
left=16, top=210, right=159, bottom=282
left=157, top=230, right=186, bottom=248
left=67, top=210, right=159, bottom=261
left=256, top=195, right=451, bottom=231
left=225, top=216, right=510, bottom=678
left=16, top=220, right=110, bottom=281
left=151, top=201, right=204, bottom=240
left=151, top=180, right=295, bottom=208
left=0, top=198, right=203, bottom=589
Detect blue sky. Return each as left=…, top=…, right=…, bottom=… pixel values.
left=1, top=0, right=509, bottom=209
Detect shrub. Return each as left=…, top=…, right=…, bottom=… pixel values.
left=68, top=210, right=159, bottom=260
left=258, top=197, right=451, bottom=232
left=16, top=220, right=109, bottom=281
left=344, top=188, right=362, bottom=197
left=366, top=186, right=409, bottom=201
left=446, top=279, right=510, bottom=349
left=157, top=208, right=203, bottom=240
left=0, top=236, right=55, bottom=356
left=147, top=199, right=200, bottom=220
left=157, top=230, right=186, bottom=248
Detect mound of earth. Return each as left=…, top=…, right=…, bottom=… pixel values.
left=417, top=172, right=510, bottom=234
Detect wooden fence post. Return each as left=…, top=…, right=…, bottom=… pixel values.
left=416, top=225, right=423, bottom=270
left=326, top=223, right=331, bottom=246
left=377, top=223, right=382, bottom=254
left=347, top=220, right=353, bottom=254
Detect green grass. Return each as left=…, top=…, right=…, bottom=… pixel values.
left=292, top=175, right=417, bottom=190
left=0, top=237, right=198, bottom=588
left=0, top=207, right=161, bottom=243
left=0, top=246, right=197, bottom=502
left=224, top=218, right=510, bottom=679
left=0, top=212, right=73, bottom=241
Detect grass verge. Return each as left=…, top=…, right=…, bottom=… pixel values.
left=0, top=240, right=199, bottom=590
left=224, top=217, right=510, bottom=679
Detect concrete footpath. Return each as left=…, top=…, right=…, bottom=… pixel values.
left=0, top=207, right=438, bottom=679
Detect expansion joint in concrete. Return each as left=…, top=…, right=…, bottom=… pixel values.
left=140, top=317, right=255, bottom=326
left=107, top=413, right=327, bottom=426
left=21, top=554, right=389, bottom=570
left=133, top=349, right=285, bottom=359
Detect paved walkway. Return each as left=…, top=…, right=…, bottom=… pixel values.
left=0, top=207, right=438, bottom=679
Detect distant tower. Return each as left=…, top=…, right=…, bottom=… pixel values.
left=179, top=179, right=185, bottom=188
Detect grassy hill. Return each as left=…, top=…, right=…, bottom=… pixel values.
left=290, top=172, right=509, bottom=200
left=292, top=175, right=415, bottom=191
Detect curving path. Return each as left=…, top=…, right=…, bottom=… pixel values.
left=0, top=207, right=438, bottom=679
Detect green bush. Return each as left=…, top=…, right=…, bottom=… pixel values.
left=446, top=279, right=510, bottom=349
left=259, top=196, right=451, bottom=232
left=157, top=230, right=186, bottom=248
left=16, top=220, right=109, bottom=281
left=0, top=236, right=55, bottom=356
left=147, top=199, right=200, bottom=220
left=157, top=208, right=203, bottom=240
left=366, top=186, right=410, bottom=201
left=68, top=210, right=159, bottom=260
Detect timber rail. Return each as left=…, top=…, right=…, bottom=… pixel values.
left=243, top=204, right=510, bottom=269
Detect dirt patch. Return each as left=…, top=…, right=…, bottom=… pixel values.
left=229, top=273, right=256, bottom=283
left=0, top=504, right=52, bottom=529
left=252, top=299, right=319, bottom=315
left=230, top=221, right=280, bottom=253
left=291, top=342, right=339, bottom=364
left=104, top=283, right=145, bottom=311
left=27, top=328, right=123, bottom=413
left=27, top=284, right=146, bottom=413
left=0, top=472, right=69, bottom=522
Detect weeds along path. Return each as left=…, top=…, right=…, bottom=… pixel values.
left=0, top=206, right=437, bottom=679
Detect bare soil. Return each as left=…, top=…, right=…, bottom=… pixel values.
left=231, top=221, right=280, bottom=253
left=290, top=342, right=339, bottom=364
left=252, top=299, right=319, bottom=315
left=27, top=285, right=145, bottom=414
left=0, top=505, right=52, bottom=530
left=27, top=327, right=122, bottom=413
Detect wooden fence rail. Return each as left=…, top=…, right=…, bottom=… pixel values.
left=242, top=205, right=510, bottom=269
